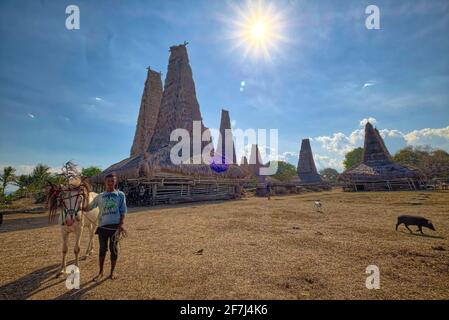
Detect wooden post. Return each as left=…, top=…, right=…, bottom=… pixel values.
left=152, top=184, right=157, bottom=205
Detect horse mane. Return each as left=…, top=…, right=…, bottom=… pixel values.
left=47, top=184, right=61, bottom=224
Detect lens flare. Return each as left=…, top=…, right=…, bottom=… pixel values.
left=224, top=0, right=289, bottom=61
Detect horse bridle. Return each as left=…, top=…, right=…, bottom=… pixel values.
left=56, top=187, right=87, bottom=224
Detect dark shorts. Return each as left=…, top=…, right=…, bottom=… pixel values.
left=96, top=224, right=119, bottom=259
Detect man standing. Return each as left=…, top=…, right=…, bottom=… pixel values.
left=266, top=181, right=272, bottom=200
left=87, top=173, right=127, bottom=281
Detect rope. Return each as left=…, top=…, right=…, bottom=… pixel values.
left=111, top=228, right=128, bottom=256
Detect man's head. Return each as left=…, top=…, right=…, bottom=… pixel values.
left=104, top=173, right=117, bottom=191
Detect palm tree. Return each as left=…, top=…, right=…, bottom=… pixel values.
left=14, top=174, right=32, bottom=190
left=0, top=166, right=16, bottom=196
left=27, top=164, right=52, bottom=203
left=30, top=164, right=51, bottom=190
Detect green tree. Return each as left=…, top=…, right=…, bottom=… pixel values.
left=319, top=168, right=339, bottom=183
left=421, top=149, right=449, bottom=180
left=269, top=161, right=297, bottom=181
left=81, top=166, right=102, bottom=177
left=13, top=174, right=32, bottom=197
left=393, top=146, right=424, bottom=167
left=393, top=146, right=449, bottom=180
left=29, top=164, right=51, bottom=191
left=0, top=166, right=16, bottom=196
left=343, top=147, right=363, bottom=169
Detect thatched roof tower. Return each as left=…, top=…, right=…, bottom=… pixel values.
left=338, top=122, right=424, bottom=191
left=362, top=122, right=392, bottom=164
left=248, top=144, right=264, bottom=177
left=95, top=43, right=246, bottom=182
left=216, top=109, right=237, bottom=164
left=147, top=44, right=212, bottom=160
left=296, top=138, right=323, bottom=184
left=130, top=69, right=163, bottom=157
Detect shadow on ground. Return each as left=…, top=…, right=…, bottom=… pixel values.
left=398, top=230, right=445, bottom=239
left=0, top=215, right=51, bottom=234
left=0, top=264, right=62, bottom=299
left=55, top=278, right=108, bottom=300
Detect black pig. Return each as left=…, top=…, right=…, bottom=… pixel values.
left=396, top=215, right=435, bottom=234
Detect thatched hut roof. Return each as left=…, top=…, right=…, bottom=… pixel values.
left=338, top=122, right=424, bottom=183
left=296, top=138, right=323, bottom=184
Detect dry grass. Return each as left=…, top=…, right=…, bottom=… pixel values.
left=0, top=189, right=448, bottom=300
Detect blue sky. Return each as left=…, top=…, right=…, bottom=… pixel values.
left=1, top=0, right=448, bottom=175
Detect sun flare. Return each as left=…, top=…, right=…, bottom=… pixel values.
left=250, top=18, right=268, bottom=40
left=226, top=0, right=288, bottom=61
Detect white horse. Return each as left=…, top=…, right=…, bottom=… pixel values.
left=47, top=178, right=99, bottom=276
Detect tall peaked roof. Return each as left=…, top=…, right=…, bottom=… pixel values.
left=363, top=122, right=392, bottom=164
left=130, top=69, right=163, bottom=157
left=216, top=109, right=237, bottom=164
left=248, top=144, right=263, bottom=176
left=297, top=139, right=322, bottom=183
left=147, top=44, right=211, bottom=158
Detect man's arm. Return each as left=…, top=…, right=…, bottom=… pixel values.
left=118, top=214, right=125, bottom=229
left=118, top=193, right=127, bottom=229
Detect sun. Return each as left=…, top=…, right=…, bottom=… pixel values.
left=250, top=18, right=267, bottom=40
left=225, top=0, right=288, bottom=61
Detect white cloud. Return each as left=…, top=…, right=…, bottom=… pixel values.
left=27, top=113, right=35, bottom=119
left=314, top=154, right=344, bottom=172
left=95, top=97, right=102, bottom=101
left=403, top=126, right=449, bottom=151
left=403, top=126, right=449, bottom=145
left=379, top=128, right=404, bottom=138
left=314, top=132, right=359, bottom=156
left=359, top=117, right=377, bottom=126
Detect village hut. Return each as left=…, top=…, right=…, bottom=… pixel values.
left=338, top=122, right=425, bottom=191
left=291, top=139, right=330, bottom=190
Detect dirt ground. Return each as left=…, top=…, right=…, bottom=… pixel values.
left=0, top=189, right=448, bottom=300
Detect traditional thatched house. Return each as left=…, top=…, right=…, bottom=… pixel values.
left=338, top=122, right=425, bottom=191
left=91, top=44, right=247, bottom=204
left=291, top=139, right=330, bottom=190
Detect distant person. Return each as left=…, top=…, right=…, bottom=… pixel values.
left=0, top=212, right=3, bottom=226
left=86, top=173, right=127, bottom=281
left=266, top=182, right=272, bottom=200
